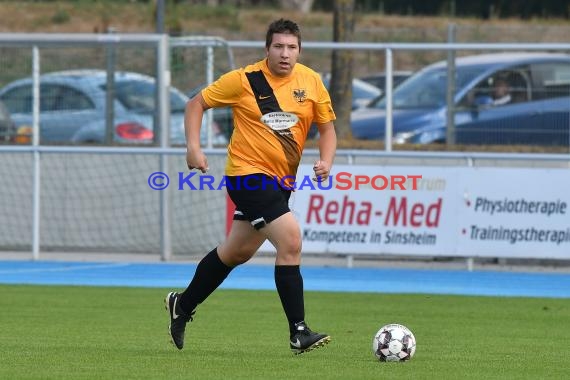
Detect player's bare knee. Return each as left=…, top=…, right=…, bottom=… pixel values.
left=221, top=252, right=250, bottom=266
left=290, top=235, right=302, bottom=254
left=218, top=244, right=255, bottom=266
left=276, top=238, right=302, bottom=262
left=278, top=231, right=301, bottom=253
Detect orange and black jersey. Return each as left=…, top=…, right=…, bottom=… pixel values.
left=201, top=58, right=336, bottom=183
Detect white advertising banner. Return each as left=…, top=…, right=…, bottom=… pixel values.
left=457, top=167, right=570, bottom=258
left=288, top=164, right=460, bottom=255
left=253, top=164, right=570, bottom=260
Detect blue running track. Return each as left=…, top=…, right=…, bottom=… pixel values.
left=0, top=260, right=569, bottom=298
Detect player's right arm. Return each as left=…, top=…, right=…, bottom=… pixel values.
left=185, top=93, right=211, bottom=173
left=187, top=69, right=242, bottom=173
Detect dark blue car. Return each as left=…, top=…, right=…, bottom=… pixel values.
left=351, top=52, right=570, bottom=146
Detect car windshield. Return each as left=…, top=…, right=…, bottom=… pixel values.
left=101, top=80, right=187, bottom=113
left=371, top=66, right=484, bottom=109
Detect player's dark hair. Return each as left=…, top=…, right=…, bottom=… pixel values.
left=265, top=18, right=301, bottom=50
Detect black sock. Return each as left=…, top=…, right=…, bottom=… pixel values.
left=274, top=265, right=305, bottom=336
left=178, top=248, right=233, bottom=314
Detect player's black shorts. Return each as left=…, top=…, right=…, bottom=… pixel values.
left=226, top=174, right=292, bottom=230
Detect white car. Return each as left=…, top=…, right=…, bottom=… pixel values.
left=0, top=69, right=227, bottom=146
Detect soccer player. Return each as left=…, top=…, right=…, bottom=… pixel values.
left=165, top=18, right=337, bottom=355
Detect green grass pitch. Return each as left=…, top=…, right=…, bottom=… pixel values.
left=1, top=284, right=569, bottom=379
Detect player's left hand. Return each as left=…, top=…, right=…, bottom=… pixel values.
left=312, top=160, right=331, bottom=182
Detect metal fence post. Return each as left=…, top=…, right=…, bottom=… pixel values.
left=446, top=23, right=457, bottom=145
left=158, top=33, right=172, bottom=261
left=105, top=27, right=117, bottom=145
left=206, top=45, right=214, bottom=149
left=31, top=46, right=41, bottom=260
left=384, top=48, right=393, bottom=152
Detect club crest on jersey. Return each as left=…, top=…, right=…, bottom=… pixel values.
left=292, top=88, right=307, bottom=103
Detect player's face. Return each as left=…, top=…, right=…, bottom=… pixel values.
left=266, top=33, right=300, bottom=77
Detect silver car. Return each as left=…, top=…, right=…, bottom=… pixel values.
left=320, top=73, right=382, bottom=109
left=0, top=70, right=227, bottom=146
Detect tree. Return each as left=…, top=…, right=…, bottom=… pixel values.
left=279, top=0, right=315, bottom=13
left=329, top=0, right=355, bottom=140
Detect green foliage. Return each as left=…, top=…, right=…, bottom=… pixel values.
left=1, top=284, right=569, bottom=379
left=315, top=0, right=570, bottom=19
left=1, top=0, right=569, bottom=19
left=51, top=8, right=70, bottom=24
left=178, top=4, right=240, bottom=31
left=160, top=3, right=241, bottom=35
left=2, top=0, right=148, bottom=3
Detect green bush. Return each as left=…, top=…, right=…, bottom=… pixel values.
left=51, top=8, right=70, bottom=24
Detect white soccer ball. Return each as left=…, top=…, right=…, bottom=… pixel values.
left=372, top=323, right=416, bottom=362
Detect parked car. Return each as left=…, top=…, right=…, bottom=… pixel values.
left=186, top=83, right=234, bottom=140
left=359, top=70, right=413, bottom=92
left=301, top=74, right=381, bottom=139
left=351, top=53, right=570, bottom=146
left=0, top=100, right=17, bottom=143
left=0, top=70, right=227, bottom=146
left=320, top=73, right=382, bottom=110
